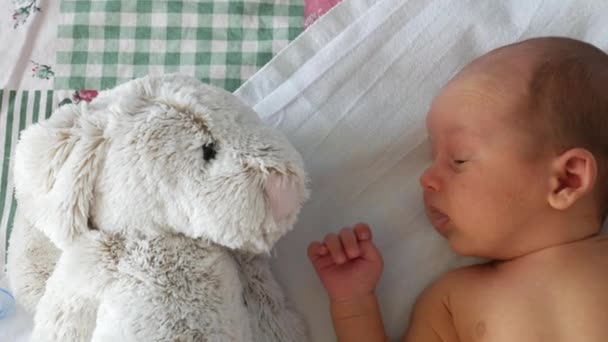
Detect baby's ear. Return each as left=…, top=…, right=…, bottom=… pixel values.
left=547, top=148, right=597, bottom=210
left=14, top=103, right=107, bottom=249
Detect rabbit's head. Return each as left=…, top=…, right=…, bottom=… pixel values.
left=14, top=74, right=309, bottom=254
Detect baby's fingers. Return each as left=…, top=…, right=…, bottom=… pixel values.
left=307, top=241, right=328, bottom=261
left=352, top=223, right=382, bottom=263
left=339, top=228, right=360, bottom=259
left=353, top=223, right=372, bottom=241
left=324, top=233, right=347, bottom=265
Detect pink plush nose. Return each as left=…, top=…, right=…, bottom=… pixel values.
left=264, top=172, right=300, bottom=224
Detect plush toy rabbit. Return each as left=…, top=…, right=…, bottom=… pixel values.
left=6, top=74, right=310, bottom=341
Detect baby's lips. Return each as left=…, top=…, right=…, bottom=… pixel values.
left=426, top=205, right=450, bottom=232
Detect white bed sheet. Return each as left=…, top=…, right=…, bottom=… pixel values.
left=235, top=0, right=608, bottom=340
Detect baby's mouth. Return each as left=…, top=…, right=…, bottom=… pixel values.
left=427, top=206, right=450, bottom=233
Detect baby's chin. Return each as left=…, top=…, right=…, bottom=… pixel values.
left=427, top=216, right=506, bottom=259
left=445, top=233, right=502, bottom=260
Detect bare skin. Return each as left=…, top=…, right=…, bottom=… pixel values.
left=307, top=38, right=608, bottom=342
left=405, top=235, right=608, bottom=342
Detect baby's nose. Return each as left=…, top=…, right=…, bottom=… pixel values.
left=419, top=165, right=440, bottom=192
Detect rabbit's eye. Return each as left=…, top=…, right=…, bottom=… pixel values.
left=202, top=142, right=217, bottom=161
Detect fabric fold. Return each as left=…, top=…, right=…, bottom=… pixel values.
left=235, top=0, right=608, bottom=340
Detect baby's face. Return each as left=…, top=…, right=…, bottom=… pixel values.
left=420, top=65, right=553, bottom=259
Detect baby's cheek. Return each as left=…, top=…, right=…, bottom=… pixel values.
left=458, top=182, right=504, bottom=216
left=502, top=177, right=535, bottom=207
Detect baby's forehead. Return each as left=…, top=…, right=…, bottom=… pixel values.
left=429, top=76, right=541, bottom=139
left=433, top=73, right=528, bottom=120
left=432, top=48, right=542, bottom=116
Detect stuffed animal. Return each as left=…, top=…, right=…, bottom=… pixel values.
left=6, top=74, right=310, bottom=341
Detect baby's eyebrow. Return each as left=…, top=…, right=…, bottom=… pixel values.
left=427, top=128, right=481, bottom=159
left=445, top=125, right=467, bottom=136
left=446, top=126, right=483, bottom=141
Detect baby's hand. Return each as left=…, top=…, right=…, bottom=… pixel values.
left=307, top=223, right=384, bottom=302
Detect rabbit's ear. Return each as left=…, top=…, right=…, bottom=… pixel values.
left=14, top=103, right=107, bottom=249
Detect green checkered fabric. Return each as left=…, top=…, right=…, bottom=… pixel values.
left=2, top=0, right=304, bottom=264
left=0, top=89, right=57, bottom=259
left=54, top=0, right=304, bottom=91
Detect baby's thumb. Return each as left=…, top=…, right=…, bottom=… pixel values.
left=358, top=239, right=383, bottom=263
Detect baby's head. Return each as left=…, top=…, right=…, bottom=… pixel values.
left=421, top=37, right=608, bottom=260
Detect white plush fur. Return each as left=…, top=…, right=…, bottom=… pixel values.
left=6, top=74, right=310, bottom=341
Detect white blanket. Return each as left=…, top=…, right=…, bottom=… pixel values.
left=235, top=0, right=608, bottom=340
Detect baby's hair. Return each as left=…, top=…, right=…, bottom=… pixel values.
left=525, top=37, right=608, bottom=220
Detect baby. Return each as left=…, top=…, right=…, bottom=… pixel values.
left=307, top=37, right=608, bottom=342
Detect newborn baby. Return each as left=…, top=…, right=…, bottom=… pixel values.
left=308, top=37, right=608, bottom=341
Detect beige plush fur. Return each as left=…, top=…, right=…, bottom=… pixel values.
left=7, top=74, right=310, bottom=341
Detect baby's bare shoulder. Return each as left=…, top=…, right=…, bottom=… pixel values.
left=403, top=264, right=490, bottom=342
left=438, top=262, right=496, bottom=289
left=402, top=263, right=497, bottom=342
left=413, top=262, right=497, bottom=317
left=409, top=240, right=608, bottom=342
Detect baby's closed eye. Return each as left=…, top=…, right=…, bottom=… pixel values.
left=449, top=158, right=470, bottom=172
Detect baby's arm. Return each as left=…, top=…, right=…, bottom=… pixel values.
left=401, top=273, right=461, bottom=342
left=331, top=293, right=389, bottom=342
left=307, top=224, right=388, bottom=342
left=308, top=224, right=461, bottom=342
